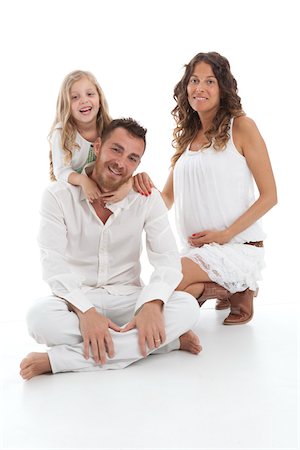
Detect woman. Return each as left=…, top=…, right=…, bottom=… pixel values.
left=135, top=52, right=277, bottom=325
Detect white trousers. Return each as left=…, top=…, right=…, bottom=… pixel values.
left=26, top=289, right=199, bottom=373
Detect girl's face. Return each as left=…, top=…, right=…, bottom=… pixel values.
left=69, top=77, right=100, bottom=127
left=187, top=61, right=220, bottom=116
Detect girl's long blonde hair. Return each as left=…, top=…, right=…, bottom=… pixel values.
left=49, top=70, right=111, bottom=180
left=171, top=52, right=244, bottom=167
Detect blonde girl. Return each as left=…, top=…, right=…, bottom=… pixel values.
left=49, top=70, right=111, bottom=202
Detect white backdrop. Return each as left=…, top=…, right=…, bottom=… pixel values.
left=0, top=0, right=298, bottom=319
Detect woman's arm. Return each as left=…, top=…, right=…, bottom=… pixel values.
left=226, top=116, right=277, bottom=239
left=189, top=116, right=277, bottom=247
left=161, top=168, right=175, bottom=210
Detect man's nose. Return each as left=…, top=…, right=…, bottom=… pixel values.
left=114, top=154, right=126, bottom=168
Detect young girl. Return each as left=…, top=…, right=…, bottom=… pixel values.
left=49, top=70, right=112, bottom=202
left=134, top=52, right=277, bottom=325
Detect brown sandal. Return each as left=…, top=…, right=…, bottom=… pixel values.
left=217, top=287, right=258, bottom=311
left=197, top=282, right=231, bottom=307
left=215, top=298, right=230, bottom=310
left=223, top=288, right=255, bottom=325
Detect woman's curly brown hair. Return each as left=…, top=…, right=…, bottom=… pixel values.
left=171, top=52, right=244, bottom=167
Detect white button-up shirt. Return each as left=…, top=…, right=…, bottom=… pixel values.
left=38, top=165, right=183, bottom=313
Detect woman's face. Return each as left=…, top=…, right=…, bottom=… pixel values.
left=187, top=61, right=220, bottom=116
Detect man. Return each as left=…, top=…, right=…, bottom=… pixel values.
left=20, top=118, right=201, bottom=379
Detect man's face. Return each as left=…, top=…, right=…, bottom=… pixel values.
left=92, top=127, right=144, bottom=192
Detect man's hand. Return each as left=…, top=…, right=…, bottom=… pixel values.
left=121, top=300, right=165, bottom=357
left=75, top=307, right=121, bottom=365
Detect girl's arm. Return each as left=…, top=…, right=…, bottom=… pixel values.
left=99, top=177, right=134, bottom=204
left=50, top=128, right=76, bottom=183
left=68, top=172, right=101, bottom=203
left=51, top=128, right=101, bottom=202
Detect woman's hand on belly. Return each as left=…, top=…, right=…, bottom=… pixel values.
left=188, top=229, right=232, bottom=247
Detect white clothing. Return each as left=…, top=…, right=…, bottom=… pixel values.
left=27, top=290, right=199, bottom=372
left=50, top=124, right=95, bottom=181
left=31, top=165, right=199, bottom=372
left=38, top=164, right=183, bottom=313
left=173, top=118, right=266, bottom=293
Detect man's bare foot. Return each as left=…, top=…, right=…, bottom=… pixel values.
left=20, top=352, right=52, bottom=380
left=179, top=330, right=202, bottom=354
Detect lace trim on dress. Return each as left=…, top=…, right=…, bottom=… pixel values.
left=184, top=243, right=265, bottom=294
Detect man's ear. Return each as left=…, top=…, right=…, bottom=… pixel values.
left=93, top=137, right=102, bottom=156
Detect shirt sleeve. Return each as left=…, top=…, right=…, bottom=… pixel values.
left=50, top=128, right=75, bottom=182
left=38, top=187, right=93, bottom=312
left=134, top=190, right=183, bottom=313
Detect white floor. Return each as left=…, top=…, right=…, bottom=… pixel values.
left=1, top=301, right=299, bottom=450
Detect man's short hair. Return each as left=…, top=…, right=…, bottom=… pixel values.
left=102, top=118, right=147, bottom=148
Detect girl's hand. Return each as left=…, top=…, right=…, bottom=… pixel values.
left=133, top=172, right=155, bottom=196
left=100, top=178, right=133, bottom=204
left=81, top=177, right=102, bottom=203
left=188, top=229, right=232, bottom=247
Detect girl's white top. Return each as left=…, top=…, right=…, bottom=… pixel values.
left=173, top=118, right=266, bottom=252
left=50, top=124, right=94, bottom=182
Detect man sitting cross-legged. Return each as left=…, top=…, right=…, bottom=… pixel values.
left=20, top=118, right=201, bottom=380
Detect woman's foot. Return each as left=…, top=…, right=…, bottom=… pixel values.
left=20, top=352, right=52, bottom=380
left=223, top=289, right=255, bottom=325
left=179, top=330, right=202, bottom=354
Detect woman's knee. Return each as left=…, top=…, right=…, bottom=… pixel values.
left=177, top=257, right=210, bottom=290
